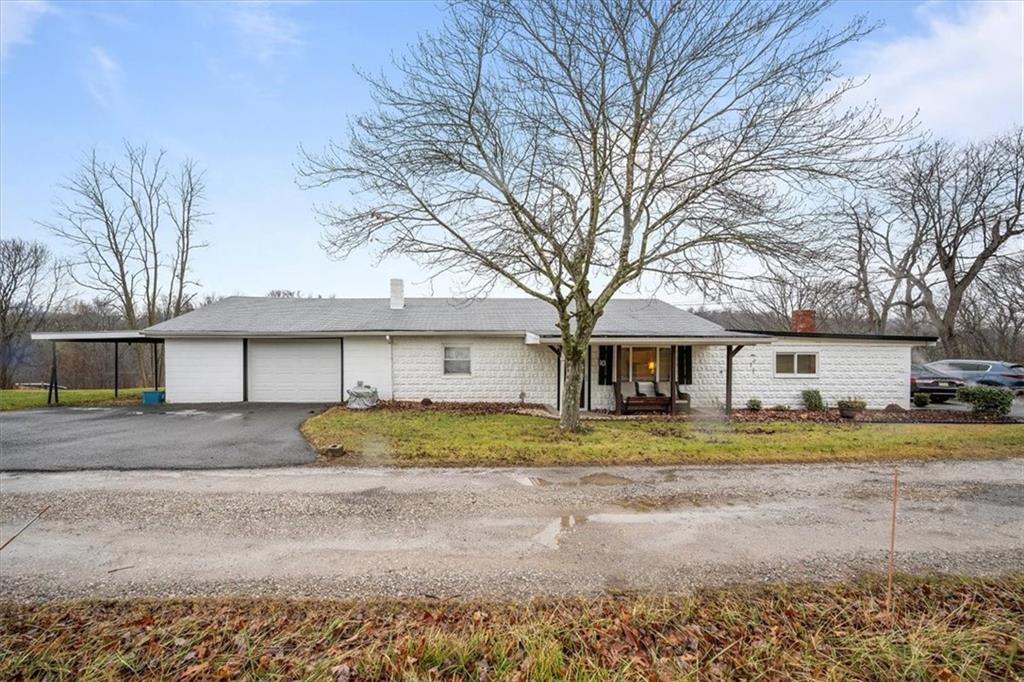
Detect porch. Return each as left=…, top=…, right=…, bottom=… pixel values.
left=548, top=335, right=773, bottom=415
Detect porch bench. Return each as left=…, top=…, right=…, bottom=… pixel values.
left=617, top=380, right=672, bottom=414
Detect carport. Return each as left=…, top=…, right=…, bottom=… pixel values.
left=30, top=331, right=165, bottom=405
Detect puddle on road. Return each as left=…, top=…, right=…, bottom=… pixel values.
left=515, top=472, right=633, bottom=487
left=579, top=473, right=633, bottom=486
left=530, top=505, right=758, bottom=549
left=532, top=514, right=587, bottom=548
left=616, top=493, right=710, bottom=511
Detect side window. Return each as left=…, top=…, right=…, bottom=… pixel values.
left=443, top=346, right=471, bottom=375
left=776, top=352, right=817, bottom=375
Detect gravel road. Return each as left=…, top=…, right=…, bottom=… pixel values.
left=1, top=458, right=1021, bottom=600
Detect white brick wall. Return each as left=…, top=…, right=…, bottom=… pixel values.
left=344, top=337, right=393, bottom=400
left=392, top=336, right=558, bottom=406
left=690, top=340, right=912, bottom=409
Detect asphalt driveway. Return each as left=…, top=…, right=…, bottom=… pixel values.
left=0, top=405, right=321, bottom=471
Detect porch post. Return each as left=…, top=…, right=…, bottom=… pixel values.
left=725, top=345, right=733, bottom=414
left=725, top=345, right=745, bottom=414
left=670, top=345, right=677, bottom=415
left=114, top=341, right=119, bottom=398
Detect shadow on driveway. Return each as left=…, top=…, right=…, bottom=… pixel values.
left=0, top=404, right=323, bottom=471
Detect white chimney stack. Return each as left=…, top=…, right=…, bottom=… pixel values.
left=390, top=278, right=405, bottom=309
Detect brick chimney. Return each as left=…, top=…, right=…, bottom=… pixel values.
left=390, top=278, right=404, bottom=310
left=791, top=309, right=816, bottom=333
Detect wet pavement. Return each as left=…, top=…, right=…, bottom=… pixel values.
left=1, top=458, right=1021, bottom=600
left=0, top=404, right=320, bottom=470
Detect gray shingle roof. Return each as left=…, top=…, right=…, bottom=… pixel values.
left=145, top=296, right=763, bottom=338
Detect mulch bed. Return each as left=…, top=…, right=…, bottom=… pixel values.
left=373, top=400, right=550, bottom=415
left=365, top=400, right=1019, bottom=424
left=733, top=407, right=1020, bottom=424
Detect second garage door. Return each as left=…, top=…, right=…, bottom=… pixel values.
left=248, top=339, right=342, bottom=402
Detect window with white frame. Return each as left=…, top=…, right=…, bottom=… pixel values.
left=623, top=346, right=673, bottom=381
left=775, top=352, right=817, bottom=376
left=443, top=346, right=471, bottom=375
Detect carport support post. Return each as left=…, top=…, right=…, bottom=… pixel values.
left=47, top=341, right=59, bottom=405
left=152, top=343, right=158, bottom=391
left=113, top=342, right=119, bottom=398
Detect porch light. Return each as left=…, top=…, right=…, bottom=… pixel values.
left=647, top=360, right=656, bottom=372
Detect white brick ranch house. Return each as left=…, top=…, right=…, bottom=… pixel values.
left=35, top=280, right=935, bottom=411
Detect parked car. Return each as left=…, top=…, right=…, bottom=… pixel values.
left=924, top=359, right=1024, bottom=396
left=910, top=364, right=964, bottom=403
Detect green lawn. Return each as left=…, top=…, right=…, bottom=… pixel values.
left=303, top=408, right=1024, bottom=466
left=0, top=388, right=147, bottom=411
left=1, top=576, right=1020, bottom=680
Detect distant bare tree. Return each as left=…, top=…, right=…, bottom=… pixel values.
left=959, top=257, right=1024, bottom=362
left=301, top=0, right=909, bottom=429
left=724, top=266, right=866, bottom=333
left=831, top=196, right=924, bottom=334
left=894, top=131, right=1024, bottom=355
left=43, top=142, right=209, bottom=382
left=0, top=239, right=65, bottom=388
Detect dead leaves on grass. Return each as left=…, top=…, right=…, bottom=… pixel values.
left=1, top=576, right=1021, bottom=680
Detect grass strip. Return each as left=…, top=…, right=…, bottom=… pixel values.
left=0, top=388, right=147, bottom=411
left=302, top=408, right=1024, bottom=466
left=1, top=575, right=1021, bottom=680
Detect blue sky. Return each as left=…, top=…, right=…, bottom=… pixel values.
left=2, top=1, right=1022, bottom=305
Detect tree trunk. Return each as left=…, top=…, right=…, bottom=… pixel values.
left=559, top=336, right=587, bottom=432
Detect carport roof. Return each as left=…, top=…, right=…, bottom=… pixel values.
left=31, top=330, right=163, bottom=343
left=142, top=296, right=766, bottom=340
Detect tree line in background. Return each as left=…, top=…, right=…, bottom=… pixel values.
left=2, top=128, right=1022, bottom=388
left=1, top=142, right=208, bottom=389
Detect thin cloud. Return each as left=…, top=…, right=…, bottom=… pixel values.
left=0, top=0, right=52, bottom=63
left=850, top=1, right=1024, bottom=140
left=83, top=46, right=123, bottom=109
left=224, top=1, right=304, bottom=64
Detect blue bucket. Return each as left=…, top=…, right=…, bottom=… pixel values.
left=142, top=390, right=165, bottom=404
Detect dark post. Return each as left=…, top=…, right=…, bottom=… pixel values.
left=47, top=342, right=59, bottom=405
left=725, top=345, right=733, bottom=413
left=113, top=341, right=119, bottom=398
left=670, top=345, right=677, bottom=416
left=242, top=338, right=249, bottom=402
left=725, top=345, right=745, bottom=414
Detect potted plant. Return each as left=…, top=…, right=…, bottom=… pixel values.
left=837, top=398, right=866, bottom=419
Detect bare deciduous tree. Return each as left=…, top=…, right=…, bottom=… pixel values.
left=829, top=197, right=924, bottom=334
left=894, top=131, right=1024, bottom=355
left=0, top=239, right=65, bottom=388
left=43, top=142, right=209, bottom=383
left=725, top=266, right=866, bottom=333
left=300, top=0, right=909, bottom=430
left=959, top=257, right=1024, bottom=362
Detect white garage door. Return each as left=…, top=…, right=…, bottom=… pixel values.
left=248, top=339, right=342, bottom=402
